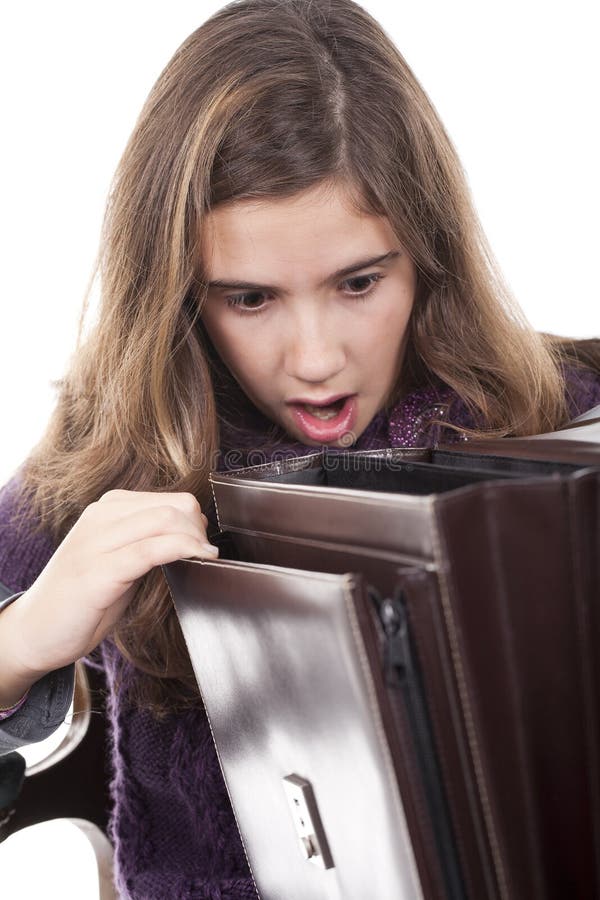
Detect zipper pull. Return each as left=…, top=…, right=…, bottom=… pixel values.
left=378, top=591, right=411, bottom=683
left=366, top=584, right=410, bottom=680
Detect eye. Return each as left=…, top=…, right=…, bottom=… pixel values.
left=340, top=273, right=385, bottom=297
left=224, top=291, right=272, bottom=315
left=223, top=272, right=385, bottom=316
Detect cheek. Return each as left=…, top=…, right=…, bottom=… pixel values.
left=353, top=300, right=412, bottom=360
left=202, top=309, right=244, bottom=366
left=387, top=304, right=412, bottom=346
left=202, top=312, right=274, bottom=388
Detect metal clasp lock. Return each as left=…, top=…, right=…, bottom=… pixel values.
left=283, top=774, right=334, bottom=870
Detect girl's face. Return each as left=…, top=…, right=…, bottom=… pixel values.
left=199, top=181, right=416, bottom=446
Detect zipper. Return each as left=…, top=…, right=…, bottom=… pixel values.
left=372, top=585, right=467, bottom=900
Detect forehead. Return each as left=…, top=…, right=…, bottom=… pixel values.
left=199, top=182, right=397, bottom=279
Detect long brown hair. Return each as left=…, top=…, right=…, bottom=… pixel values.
left=14, top=0, right=599, bottom=715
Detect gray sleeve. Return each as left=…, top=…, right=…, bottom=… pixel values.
left=0, top=586, right=75, bottom=756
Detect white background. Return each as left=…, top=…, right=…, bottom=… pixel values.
left=1, top=0, right=598, bottom=485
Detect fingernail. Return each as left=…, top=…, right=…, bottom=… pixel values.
left=202, top=544, right=220, bottom=555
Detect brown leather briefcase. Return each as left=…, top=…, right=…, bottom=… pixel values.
left=163, top=407, right=600, bottom=900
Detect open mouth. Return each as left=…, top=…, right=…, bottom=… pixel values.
left=288, top=395, right=359, bottom=443
left=299, top=398, right=347, bottom=420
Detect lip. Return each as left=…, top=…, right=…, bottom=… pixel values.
left=286, top=392, right=354, bottom=408
left=288, top=395, right=359, bottom=443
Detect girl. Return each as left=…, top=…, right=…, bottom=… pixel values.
left=1, top=0, right=599, bottom=896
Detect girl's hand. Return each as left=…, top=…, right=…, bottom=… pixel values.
left=6, top=489, right=219, bottom=680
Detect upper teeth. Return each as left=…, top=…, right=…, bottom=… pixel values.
left=303, top=402, right=340, bottom=420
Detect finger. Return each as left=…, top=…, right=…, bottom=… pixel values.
left=107, top=533, right=219, bottom=587
left=97, top=506, right=214, bottom=554
left=96, top=490, right=205, bottom=519
left=90, top=491, right=207, bottom=530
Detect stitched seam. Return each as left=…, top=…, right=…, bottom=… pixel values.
left=163, top=572, right=261, bottom=899
left=400, top=573, right=463, bottom=897
left=430, top=494, right=508, bottom=900
left=341, top=575, right=425, bottom=900
left=349, top=448, right=429, bottom=460
left=212, top=447, right=429, bottom=479
left=215, top=452, right=320, bottom=477
left=403, top=573, right=476, bottom=896
left=483, top=485, right=545, bottom=897
left=569, top=473, right=600, bottom=889
left=208, top=475, right=222, bottom=532
left=210, top=479, right=427, bottom=511
left=187, top=558, right=351, bottom=584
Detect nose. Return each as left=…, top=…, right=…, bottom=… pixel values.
left=283, top=304, right=346, bottom=385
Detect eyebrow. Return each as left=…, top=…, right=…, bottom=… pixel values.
left=203, top=250, right=401, bottom=293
